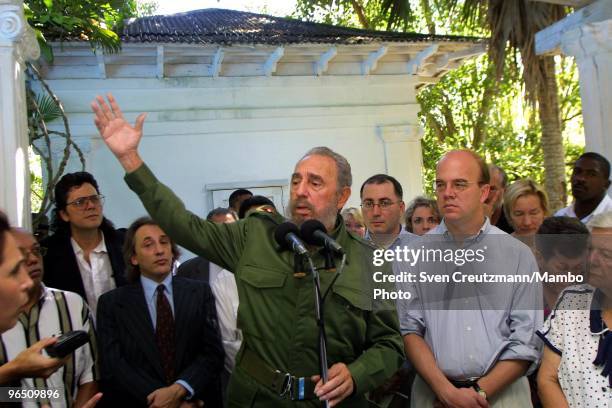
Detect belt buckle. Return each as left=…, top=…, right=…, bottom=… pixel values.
left=276, top=370, right=293, bottom=399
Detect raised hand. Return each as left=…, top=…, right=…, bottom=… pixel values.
left=91, top=93, right=146, bottom=172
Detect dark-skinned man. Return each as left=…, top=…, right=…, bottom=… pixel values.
left=555, top=152, right=612, bottom=223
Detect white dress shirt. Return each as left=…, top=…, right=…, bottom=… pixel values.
left=71, top=234, right=116, bottom=318
left=210, top=269, right=241, bottom=374
left=555, top=194, right=612, bottom=224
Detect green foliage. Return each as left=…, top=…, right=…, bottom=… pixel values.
left=418, top=53, right=583, bottom=196
left=30, top=94, right=62, bottom=127
left=294, top=0, right=488, bottom=35
left=136, top=0, right=158, bottom=16
left=295, top=0, right=584, bottom=200
left=29, top=148, right=44, bottom=213
left=24, top=0, right=140, bottom=61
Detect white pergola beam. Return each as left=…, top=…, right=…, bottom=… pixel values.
left=210, top=47, right=224, bottom=77
left=535, top=0, right=612, bottom=55
left=362, top=45, right=388, bottom=75
left=314, top=47, right=337, bottom=76
left=263, top=47, right=284, bottom=76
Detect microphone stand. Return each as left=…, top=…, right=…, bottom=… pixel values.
left=306, top=253, right=347, bottom=408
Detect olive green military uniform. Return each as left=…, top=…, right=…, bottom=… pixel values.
left=125, top=165, right=404, bottom=407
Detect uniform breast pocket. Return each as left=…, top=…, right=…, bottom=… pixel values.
left=237, top=264, right=290, bottom=340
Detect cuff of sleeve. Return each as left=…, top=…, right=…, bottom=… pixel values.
left=498, top=343, right=540, bottom=363
left=124, top=163, right=155, bottom=195
left=498, top=344, right=541, bottom=376
left=347, top=359, right=369, bottom=395
left=536, top=330, right=562, bottom=356
left=400, top=328, right=424, bottom=337
left=175, top=380, right=194, bottom=400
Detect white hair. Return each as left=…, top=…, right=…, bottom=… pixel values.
left=586, top=210, right=612, bottom=231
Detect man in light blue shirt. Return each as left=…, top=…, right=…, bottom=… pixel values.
left=97, top=217, right=223, bottom=407
left=361, top=174, right=416, bottom=249
left=395, top=150, right=543, bottom=407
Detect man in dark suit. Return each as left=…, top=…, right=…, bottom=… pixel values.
left=42, top=172, right=127, bottom=316
left=97, top=217, right=223, bottom=407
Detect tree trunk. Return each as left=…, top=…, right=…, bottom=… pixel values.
left=420, top=0, right=436, bottom=35
left=472, top=61, right=498, bottom=149
left=349, top=0, right=370, bottom=29
left=537, top=55, right=566, bottom=212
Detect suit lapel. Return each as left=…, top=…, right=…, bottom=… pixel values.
left=60, top=234, right=87, bottom=297
left=118, top=284, right=165, bottom=380
left=172, top=278, right=193, bottom=368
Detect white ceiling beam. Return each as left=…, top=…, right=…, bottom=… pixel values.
left=535, top=0, right=612, bottom=55
left=406, top=44, right=439, bottom=76
left=263, top=47, right=284, bottom=76
left=314, top=47, right=337, bottom=76
left=362, top=45, right=388, bottom=75
left=95, top=47, right=106, bottom=79
left=156, top=45, right=164, bottom=78
left=210, top=47, right=224, bottom=77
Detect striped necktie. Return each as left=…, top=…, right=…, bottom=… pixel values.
left=155, top=284, right=176, bottom=383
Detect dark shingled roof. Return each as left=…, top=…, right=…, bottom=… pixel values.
left=121, top=8, right=482, bottom=45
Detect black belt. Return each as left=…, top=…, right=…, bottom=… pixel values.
left=240, top=347, right=317, bottom=401
left=448, top=378, right=480, bottom=389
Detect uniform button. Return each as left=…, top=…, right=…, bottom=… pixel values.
left=466, top=326, right=472, bottom=331
left=469, top=355, right=474, bottom=360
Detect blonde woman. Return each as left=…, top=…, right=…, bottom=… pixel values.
left=341, top=207, right=366, bottom=238
left=504, top=179, right=549, bottom=237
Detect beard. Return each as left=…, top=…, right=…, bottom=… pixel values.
left=289, top=197, right=339, bottom=230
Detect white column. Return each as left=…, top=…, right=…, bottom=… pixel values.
left=377, top=124, right=425, bottom=202
left=0, top=0, right=39, bottom=227
left=561, top=20, right=612, bottom=162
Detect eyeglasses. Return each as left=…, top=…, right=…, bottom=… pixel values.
left=361, top=199, right=401, bottom=210
left=20, top=245, right=47, bottom=259
left=66, top=194, right=105, bottom=209
left=433, top=180, right=483, bottom=193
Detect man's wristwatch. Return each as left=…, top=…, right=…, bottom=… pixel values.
left=472, top=382, right=487, bottom=400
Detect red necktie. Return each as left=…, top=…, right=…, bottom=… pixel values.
left=155, top=284, right=176, bottom=383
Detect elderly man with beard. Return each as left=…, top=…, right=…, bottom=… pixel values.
left=90, top=94, right=404, bottom=408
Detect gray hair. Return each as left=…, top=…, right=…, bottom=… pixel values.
left=488, top=164, right=508, bottom=188
left=586, top=210, right=612, bottom=231
left=301, top=146, right=352, bottom=189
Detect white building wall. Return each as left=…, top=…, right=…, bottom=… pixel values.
left=43, top=74, right=423, bottom=230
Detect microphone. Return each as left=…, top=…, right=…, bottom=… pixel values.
left=300, top=220, right=345, bottom=255
left=274, top=222, right=308, bottom=256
